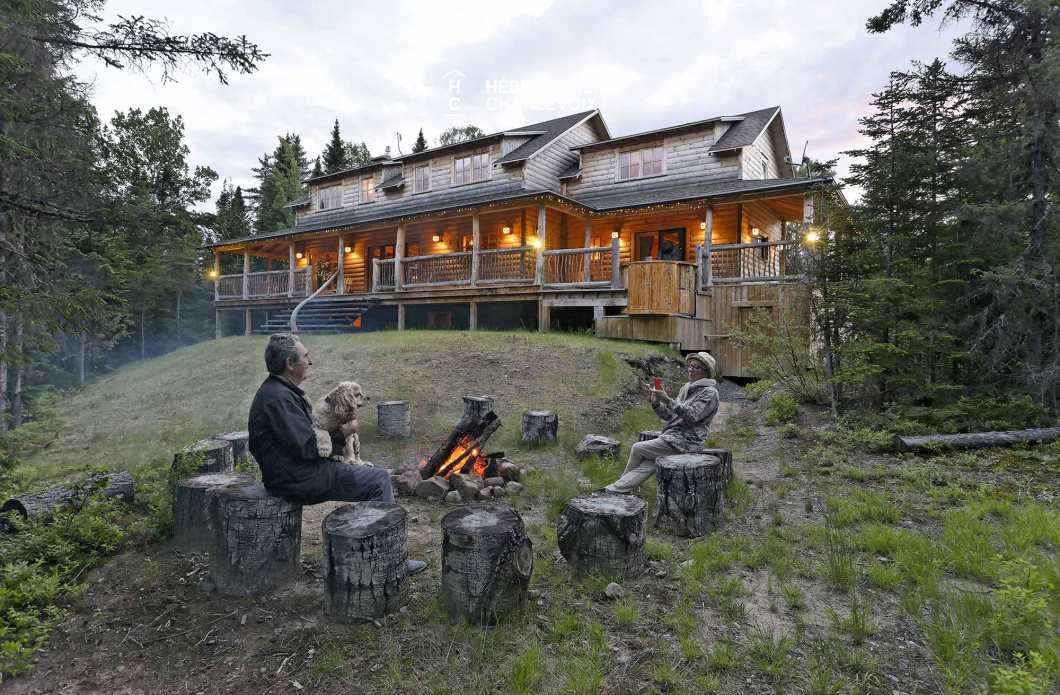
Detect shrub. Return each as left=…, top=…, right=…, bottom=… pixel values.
left=765, top=393, right=798, bottom=425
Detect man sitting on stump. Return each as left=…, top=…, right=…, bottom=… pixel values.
left=248, top=333, right=425, bottom=574
left=605, top=351, right=720, bottom=494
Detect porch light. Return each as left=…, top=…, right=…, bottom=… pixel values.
left=296, top=252, right=304, bottom=259
left=208, top=270, right=218, bottom=279
left=528, top=237, right=542, bottom=249
left=502, top=225, right=512, bottom=235
left=751, top=227, right=761, bottom=237
left=344, top=246, right=352, bottom=253
left=611, top=231, right=619, bottom=240
left=804, top=229, right=820, bottom=243
left=700, top=221, right=706, bottom=230
left=432, top=234, right=441, bottom=243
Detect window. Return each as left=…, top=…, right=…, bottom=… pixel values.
left=413, top=164, right=431, bottom=193
left=360, top=177, right=375, bottom=203
left=453, top=152, right=490, bottom=185
left=618, top=145, right=664, bottom=181
left=316, top=185, right=341, bottom=210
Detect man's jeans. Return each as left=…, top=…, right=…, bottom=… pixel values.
left=269, top=459, right=394, bottom=505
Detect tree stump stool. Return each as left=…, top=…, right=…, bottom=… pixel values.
left=173, top=438, right=234, bottom=476
left=216, top=431, right=252, bottom=466
left=206, top=482, right=302, bottom=596
left=377, top=400, right=411, bottom=438
left=701, top=448, right=733, bottom=483
left=575, top=434, right=621, bottom=460
left=322, top=503, right=409, bottom=621
left=440, top=504, right=532, bottom=625
left=638, top=430, right=662, bottom=442
left=462, top=395, right=495, bottom=421
left=556, top=492, right=646, bottom=578
left=173, top=473, right=250, bottom=552
left=521, top=410, right=558, bottom=446
left=654, top=454, right=725, bottom=538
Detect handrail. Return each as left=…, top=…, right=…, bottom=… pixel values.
left=541, top=245, right=611, bottom=256
left=290, top=271, right=338, bottom=333
left=404, top=250, right=472, bottom=262
left=712, top=240, right=795, bottom=251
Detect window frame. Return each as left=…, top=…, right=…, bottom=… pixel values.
left=360, top=176, right=375, bottom=204
left=413, top=163, right=431, bottom=194
left=452, top=151, right=491, bottom=186
left=316, top=184, right=342, bottom=210
left=617, top=144, right=666, bottom=181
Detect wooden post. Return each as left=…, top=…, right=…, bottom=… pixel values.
left=397, top=303, right=405, bottom=330
left=703, top=206, right=714, bottom=289
left=213, top=252, right=221, bottom=301
left=336, top=237, right=345, bottom=295
left=468, top=301, right=478, bottom=330
left=242, top=249, right=250, bottom=299
left=538, top=299, right=549, bottom=333
left=372, top=259, right=380, bottom=293
left=395, top=222, right=405, bottom=290
left=244, top=308, right=252, bottom=336
left=215, top=309, right=222, bottom=339
left=610, top=236, right=621, bottom=288
left=583, top=217, right=592, bottom=283
left=534, top=204, right=546, bottom=285
left=470, top=212, right=480, bottom=286
left=288, top=243, right=295, bottom=298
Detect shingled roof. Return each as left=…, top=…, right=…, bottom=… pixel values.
left=493, top=110, right=602, bottom=165
left=569, top=175, right=828, bottom=211
left=708, top=106, right=781, bottom=154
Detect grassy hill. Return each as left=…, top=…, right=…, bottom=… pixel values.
left=22, top=331, right=674, bottom=485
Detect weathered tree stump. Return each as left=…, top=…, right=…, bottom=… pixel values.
left=440, top=504, right=533, bottom=625
left=216, top=431, right=252, bottom=466
left=701, top=447, right=733, bottom=482
left=0, top=470, right=134, bottom=524
left=638, top=430, right=662, bottom=442
left=173, top=438, right=234, bottom=476
left=377, top=400, right=411, bottom=439
left=654, top=454, right=725, bottom=538
left=206, top=482, right=302, bottom=596
left=462, top=395, right=495, bottom=421
left=173, top=473, right=250, bottom=552
left=575, top=434, right=621, bottom=460
left=322, top=503, right=409, bottom=621
left=522, top=410, right=558, bottom=446
left=556, top=492, right=646, bottom=578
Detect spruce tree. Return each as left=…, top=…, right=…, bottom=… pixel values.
left=344, top=141, right=371, bottom=166
left=311, top=156, right=324, bottom=178
left=322, top=119, right=350, bottom=173
left=412, top=128, right=428, bottom=153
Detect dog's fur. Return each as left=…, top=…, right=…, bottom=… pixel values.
left=313, top=381, right=370, bottom=465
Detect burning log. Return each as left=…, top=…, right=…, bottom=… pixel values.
left=420, top=410, right=502, bottom=480
left=440, top=504, right=532, bottom=625
left=322, top=503, right=408, bottom=621
left=173, top=438, right=234, bottom=476
left=377, top=400, right=411, bottom=439
left=522, top=410, right=558, bottom=446
left=206, top=482, right=302, bottom=596
left=557, top=492, right=646, bottom=579
left=462, top=395, right=495, bottom=421
left=654, top=454, right=725, bottom=538
left=1, top=470, right=135, bottom=524
left=173, top=472, right=250, bottom=552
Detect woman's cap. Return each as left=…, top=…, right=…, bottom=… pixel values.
left=686, top=351, right=716, bottom=377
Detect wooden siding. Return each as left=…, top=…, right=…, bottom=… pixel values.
left=523, top=118, right=602, bottom=191
left=626, top=262, right=696, bottom=316
left=596, top=315, right=711, bottom=351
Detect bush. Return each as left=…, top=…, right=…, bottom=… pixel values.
left=765, top=393, right=798, bottom=425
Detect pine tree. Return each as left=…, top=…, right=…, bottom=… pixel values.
left=343, top=141, right=371, bottom=166
left=311, top=156, right=324, bottom=178
left=214, top=181, right=250, bottom=241
left=412, top=128, right=428, bottom=153
left=252, top=135, right=309, bottom=233
left=322, top=119, right=349, bottom=173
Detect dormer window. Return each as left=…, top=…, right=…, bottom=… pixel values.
left=453, top=152, right=490, bottom=186
left=618, top=145, right=665, bottom=181
left=413, top=164, right=431, bottom=194
left=316, top=185, right=341, bottom=210
left=360, top=176, right=375, bottom=203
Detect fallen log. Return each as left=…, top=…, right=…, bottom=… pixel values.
left=1, top=470, right=134, bottom=523
left=893, top=428, right=1060, bottom=453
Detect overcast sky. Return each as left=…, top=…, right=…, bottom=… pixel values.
left=74, top=0, right=963, bottom=207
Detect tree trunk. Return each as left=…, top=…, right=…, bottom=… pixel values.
left=556, top=492, right=646, bottom=578
left=206, top=482, right=302, bottom=596
left=140, top=304, right=146, bottom=361
left=892, top=428, right=1060, bottom=453
left=322, top=502, right=408, bottom=621
left=1, top=470, right=134, bottom=524
left=11, top=312, right=22, bottom=427
left=176, top=289, right=182, bottom=344
left=462, top=395, right=495, bottom=421
left=376, top=400, right=411, bottom=439
left=654, top=454, right=725, bottom=538
left=79, top=331, right=86, bottom=389
left=173, top=472, right=250, bottom=552
left=521, top=410, right=558, bottom=446
left=173, top=438, right=235, bottom=476
left=440, top=504, right=532, bottom=625
left=0, top=303, right=7, bottom=436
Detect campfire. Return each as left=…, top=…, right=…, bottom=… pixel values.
left=420, top=410, right=502, bottom=480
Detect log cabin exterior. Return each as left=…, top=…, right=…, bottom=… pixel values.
left=207, top=106, right=832, bottom=377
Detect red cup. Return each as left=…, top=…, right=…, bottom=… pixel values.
left=653, top=377, right=663, bottom=390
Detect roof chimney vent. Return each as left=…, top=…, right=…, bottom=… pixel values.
left=384, top=146, right=391, bottom=158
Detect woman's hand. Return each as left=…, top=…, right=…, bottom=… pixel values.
left=648, top=384, right=671, bottom=407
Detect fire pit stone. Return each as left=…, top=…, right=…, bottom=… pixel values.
left=450, top=473, right=484, bottom=501
left=414, top=476, right=450, bottom=499
left=444, top=490, right=462, bottom=504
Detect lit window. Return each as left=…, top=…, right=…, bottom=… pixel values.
left=618, top=145, right=664, bottom=181
left=413, top=164, right=431, bottom=193
left=317, top=185, right=341, bottom=210
left=360, top=177, right=375, bottom=203
left=453, top=152, right=490, bottom=185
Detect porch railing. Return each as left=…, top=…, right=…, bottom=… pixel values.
left=215, top=268, right=311, bottom=300
left=478, top=246, right=536, bottom=283
left=703, top=240, right=800, bottom=287
left=402, top=251, right=472, bottom=288
left=541, top=241, right=620, bottom=288
left=372, top=258, right=396, bottom=292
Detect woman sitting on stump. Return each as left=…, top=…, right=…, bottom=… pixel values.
left=605, top=352, right=720, bottom=494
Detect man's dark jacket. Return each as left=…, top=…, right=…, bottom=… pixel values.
left=248, top=375, right=340, bottom=498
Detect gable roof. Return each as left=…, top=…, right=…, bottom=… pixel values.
left=494, top=110, right=605, bottom=165
left=708, top=106, right=781, bottom=154
left=570, top=175, right=829, bottom=212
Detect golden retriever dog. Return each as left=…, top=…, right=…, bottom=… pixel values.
left=313, top=381, right=370, bottom=465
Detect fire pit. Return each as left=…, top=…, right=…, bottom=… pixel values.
left=420, top=409, right=502, bottom=481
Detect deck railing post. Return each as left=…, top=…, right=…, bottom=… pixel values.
left=372, top=259, right=380, bottom=293
left=610, top=237, right=621, bottom=289
left=287, top=243, right=295, bottom=298
left=213, top=251, right=220, bottom=301
left=470, top=213, right=481, bottom=286
left=703, top=206, right=714, bottom=289
left=336, top=237, right=345, bottom=295
left=395, top=222, right=405, bottom=290
left=583, top=217, right=593, bottom=283
left=534, top=204, right=546, bottom=286
left=242, top=249, right=250, bottom=299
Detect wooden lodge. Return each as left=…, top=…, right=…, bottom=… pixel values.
left=208, top=107, right=831, bottom=377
